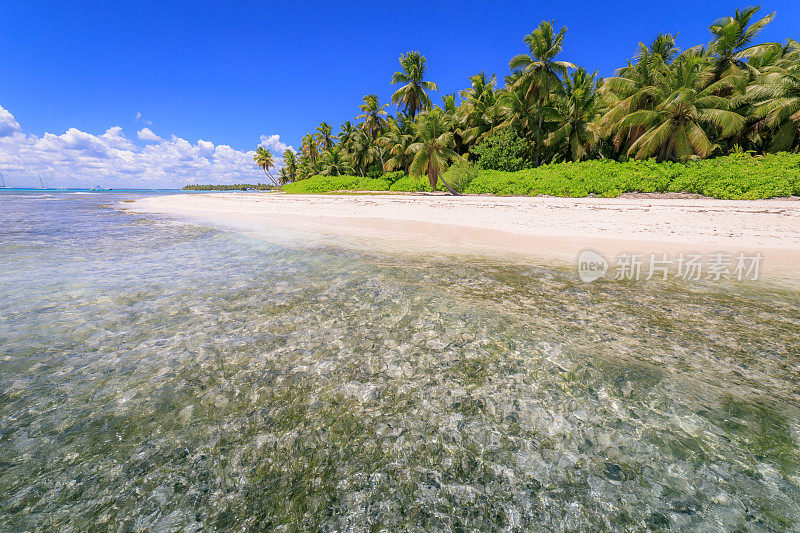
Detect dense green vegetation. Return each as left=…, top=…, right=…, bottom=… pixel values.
left=258, top=7, right=800, bottom=197
left=182, top=183, right=278, bottom=191
left=281, top=152, right=800, bottom=199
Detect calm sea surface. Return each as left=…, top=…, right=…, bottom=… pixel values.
left=1, top=190, right=799, bottom=531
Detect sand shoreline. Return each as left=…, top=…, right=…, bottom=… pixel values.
left=126, top=192, right=800, bottom=278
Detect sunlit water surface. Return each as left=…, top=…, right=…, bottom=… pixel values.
left=1, top=191, right=799, bottom=531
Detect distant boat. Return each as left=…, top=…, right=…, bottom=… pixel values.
left=37, top=175, right=47, bottom=189
left=89, top=186, right=109, bottom=191
left=0, top=171, right=7, bottom=188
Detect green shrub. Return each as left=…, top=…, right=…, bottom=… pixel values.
left=284, top=154, right=800, bottom=200
left=383, top=171, right=406, bottom=184
left=283, top=175, right=390, bottom=193
left=389, top=175, right=433, bottom=192
left=470, top=129, right=532, bottom=172
left=462, top=153, right=800, bottom=199
left=356, top=178, right=391, bottom=191
left=441, top=163, right=480, bottom=193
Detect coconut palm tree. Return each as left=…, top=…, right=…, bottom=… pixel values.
left=253, top=146, right=277, bottom=184
left=301, top=133, right=319, bottom=165
left=407, top=108, right=463, bottom=194
left=546, top=68, right=602, bottom=161
left=497, top=83, right=540, bottom=154
left=381, top=118, right=414, bottom=172
left=391, top=51, right=439, bottom=120
left=351, top=129, right=379, bottom=177
left=338, top=121, right=356, bottom=152
left=458, top=72, right=501, bottom=146
left=709, top=6, right=776, bottom=79
left=599, top=33, right=682, bottom=156
left=617, top=54, right=745, bottom=161
left=509, top=21, right=576, bottom=163
left=316, top=122, right=335, bottom=150
left=744, top=64, right=800, bottom=151
left=356, top=95, right=389, bottom=140
left=319, top=147, right=354, bottom=176
left=283, top=149, right=298, bottom=182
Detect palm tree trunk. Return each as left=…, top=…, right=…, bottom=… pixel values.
left=535, top=105, right=544, bottom=167
left=436, top=171, right=460, bottom=196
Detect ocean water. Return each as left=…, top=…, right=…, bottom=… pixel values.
left=1, top=191, right=799, bottom=531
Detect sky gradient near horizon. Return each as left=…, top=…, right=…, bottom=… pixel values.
left=1, top=0, right=799, bottom=187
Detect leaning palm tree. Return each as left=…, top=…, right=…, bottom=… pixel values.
left=253, top=146, right=277, bottom=184
left=391, top=51, right=439, bottom=120
left=509, top=21, right=576, bottom=164
left=407, top=108, right=463, bottom=195
left=316, top=122, right=335, bottom=150
left=546, top=68, right=602, bottom=161
left=618, top=54, right=745, bottom=161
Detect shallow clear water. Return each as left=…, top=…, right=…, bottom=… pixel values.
left=1, top=191, right=799, bottom=531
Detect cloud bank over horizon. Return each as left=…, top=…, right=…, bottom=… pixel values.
left=0, top=104, right=290, bottom=188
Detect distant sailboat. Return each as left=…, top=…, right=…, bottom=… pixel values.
left=37, top=175, right=47, bottom=189
left=0, top=170, right=8, bottom=188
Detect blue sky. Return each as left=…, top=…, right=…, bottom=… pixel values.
left=0, top=0, right=798, bottom=187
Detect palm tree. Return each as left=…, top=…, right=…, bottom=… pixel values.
left=458, top=72, right=501, bottom=145
left=283, top=149, right=298, bottom=182
left=381, top=118, right=414, bottom=172
left=497, top=83, right=540, bottom=156
left=316, top=122, right=335, bottom=150
left=338, top=121, right=356, bottom=152
left=357, top=94, right=389, bottom=168
left=599, top=33, right=680, bottom=156
left=546, top=68, right=601, bottom=161
left=509, top=21, right=576, bottom=164
left=301, top=133, right=319, bottom=165
left=319, top=147, right=354, bottom=176
left=253, top=146, right=277, bottom=184
left=710, top=6, right=775, bottom=79
left=407, top=108, right=463, bottom=194
left=356, top=94, right=389, bottom=140
left=618, top=54, right=745, bottom=161
left=351, top=129, right=379, bottom=177
left=744, top=64, right=800, bottom=151
left=391, top=51, right=439, bottom=120
left=277, top=167, right=291, bottom=185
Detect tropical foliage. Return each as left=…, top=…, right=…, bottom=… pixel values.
left=259, top=7, right=800, bottom=196
left=281, top=152, right=800, bottom=199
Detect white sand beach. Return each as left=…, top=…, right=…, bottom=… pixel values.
left=128, top=192, right=800, bottom=277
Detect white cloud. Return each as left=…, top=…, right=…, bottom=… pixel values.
left=135, top=111, right=153, bottom=126
left=259, top=134, right=293, bottom=153
left=0, top=106, right=22, bottom=137
left=137, top=127, right=161, bottom=141
left=0, top=104, right=281, bottom=188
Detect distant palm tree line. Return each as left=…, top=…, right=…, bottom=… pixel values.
left=256, top=7, right=799, bottom=188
